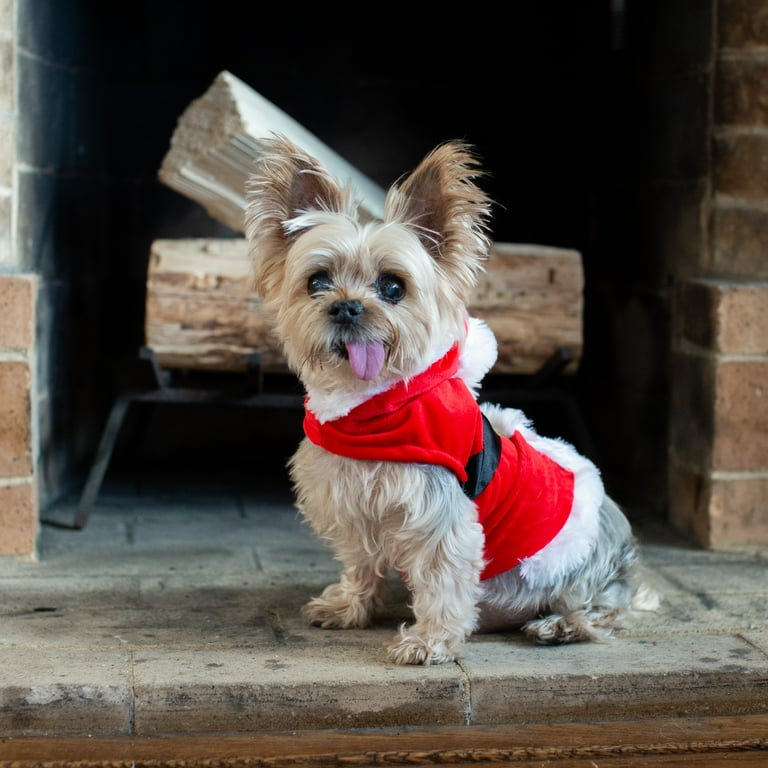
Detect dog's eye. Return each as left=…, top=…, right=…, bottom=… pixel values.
left=308, top=271, right=333, bottom=295
left=376, top=274, right=405, bottom=304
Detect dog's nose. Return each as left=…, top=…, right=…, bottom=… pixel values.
left=329, top=300, right=364, bottom=324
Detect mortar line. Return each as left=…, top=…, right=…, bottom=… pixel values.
left=455, top=657, right=473, bottom=725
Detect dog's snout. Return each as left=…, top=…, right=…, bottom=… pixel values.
left=329, top=299, right=364, bottom=324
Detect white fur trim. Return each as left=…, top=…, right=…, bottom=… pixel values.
left=457, top=317, right=498, bottom=397
left=479, top=402, right=604, bottom=588
left=306, top=319, right=492, bottom=423
left=306, top=375, right=399, bottom=424
left=305, top=337, right=455, bottom=423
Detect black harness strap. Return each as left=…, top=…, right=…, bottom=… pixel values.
left=461, top=413, right=501, bottom=500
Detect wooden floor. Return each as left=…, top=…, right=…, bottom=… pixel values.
left=2, top=714, right=766, bottom=767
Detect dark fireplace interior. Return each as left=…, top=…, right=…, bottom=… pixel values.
left=33, top=1, right=668, bottom=517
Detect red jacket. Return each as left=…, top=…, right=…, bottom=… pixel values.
left=303, top=344, right=575, bottom=580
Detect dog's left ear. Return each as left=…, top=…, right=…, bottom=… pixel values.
left=386, top=142, right=491, bottom=297
left=245, top=135, right=350, bottom=297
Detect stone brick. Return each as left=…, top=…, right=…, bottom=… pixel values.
left=714, top=131, right=768, bottom=202
left=467, top=634, right=768, bottom=723
left=709, top=474, right=768, bottom=547
left=678, top=278, right=768, bottom=354
left=718, top=0, right=768, bottom=49
left=711, top=201, right=768, bottom=278
left=716, top=53, right=768, bottom=126
left=718, top=280, right=768, bottom=353
left=0, top=274, right=36, bottom=350
left=0, top=361, right=32, bottom=477
left=133, top=646, right=468, bottom=734
left=0, top=0, right=14, bottom=39
left=0, top=481, right=37, bottom=556
left=0, top=647, right=131, bottom=734
left=713, top=360, right=768, bottom=470
left=0, top=38, right=13, bottom=113
left=667, top=461, right=768, bottom=549
left=668, top=351, right=714, bottom=470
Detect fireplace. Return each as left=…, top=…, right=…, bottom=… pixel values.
left=1, top=0, right=766, bottom=555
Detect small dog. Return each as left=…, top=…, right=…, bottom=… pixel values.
left=245, top=136, right=658, bottom=665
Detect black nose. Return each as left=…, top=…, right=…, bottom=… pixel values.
left=329, top=300, right=364, bottom=324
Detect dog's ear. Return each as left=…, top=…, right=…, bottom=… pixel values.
left=385, top=142, right=491, bottom=298
left=245, top=135, right=349, bottom=297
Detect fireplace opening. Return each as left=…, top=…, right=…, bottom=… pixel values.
left=22, top=1, right=669, bottom=521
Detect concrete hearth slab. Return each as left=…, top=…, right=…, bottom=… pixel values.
left=0, top=470, right=766, bottom=738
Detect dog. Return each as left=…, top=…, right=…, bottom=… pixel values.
left=244, top=136, right=658, bottom=665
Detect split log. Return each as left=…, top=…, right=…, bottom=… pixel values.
left=145, top=239, right=583, bottom=376
left=158, top=71, right=386, bottom=233
left=472, top=242, right=583, bottom=375
left=144, top=238, right=282, bottom=373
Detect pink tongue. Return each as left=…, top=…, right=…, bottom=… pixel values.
left=346, top=341, right=385, bottom=380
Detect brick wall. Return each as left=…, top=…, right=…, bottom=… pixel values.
left=668, top=0, right=768, bottom=547
left=0, top=276, right=38, bottom=555
left=0, top=0, right=38, bottom=556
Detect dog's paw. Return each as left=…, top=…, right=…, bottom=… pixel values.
left=386, top=626, right=461, bottom=665
left=523, top=611, right=616, bottom=645
left=302, top=584, right=373, bottom=629
left=302, top=598, right=369, bottom=629
left=523, top=615, right=581, bottom=644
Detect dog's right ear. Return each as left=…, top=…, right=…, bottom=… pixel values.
left=245, top=135, right=348, bottom=297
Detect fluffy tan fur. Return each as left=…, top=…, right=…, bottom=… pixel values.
left=245, top=136, right=658, bottom=665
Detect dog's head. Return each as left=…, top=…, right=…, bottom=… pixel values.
left=245, top=136, right=491, bottom=402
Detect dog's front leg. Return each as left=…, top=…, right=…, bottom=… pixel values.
left=387, top=495, right=484, bottom=665
left=303, top=559, right=385, bottom=629
left=387, top=561, right=482, bottom=665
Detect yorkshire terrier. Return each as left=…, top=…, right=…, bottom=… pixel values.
left=244, top=136, right=658, bottom=665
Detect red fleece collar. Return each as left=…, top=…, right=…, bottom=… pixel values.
left=303, top=344, right=483, bottom=482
